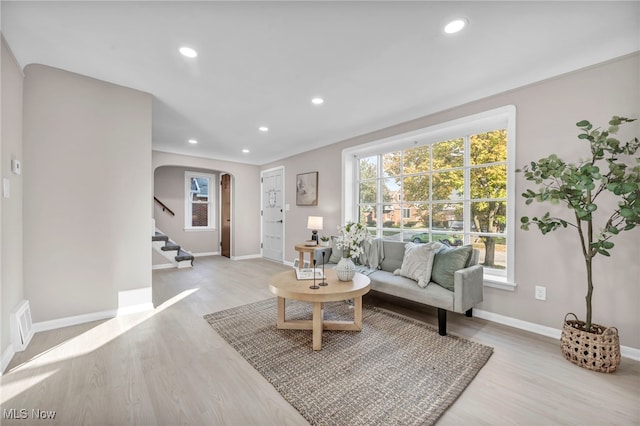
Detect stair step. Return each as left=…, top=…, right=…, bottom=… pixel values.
left=175, top=249, right=195, bottom=263
left=152, top=232, right=169, bottom=242
left=161, top=243, right=180, bottom=252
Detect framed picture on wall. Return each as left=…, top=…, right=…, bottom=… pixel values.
left=296, top=171, right=318, bottom=206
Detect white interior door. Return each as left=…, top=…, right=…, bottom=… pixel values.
left=261, top=168, right=284, bottom=262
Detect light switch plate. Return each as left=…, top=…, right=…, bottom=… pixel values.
left=3, top=177, right=10, bottom=198
left=11, top=159, right=22, bottom=175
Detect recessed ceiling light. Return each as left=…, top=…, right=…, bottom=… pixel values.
left=242, top=149, right=250, bottom=153
left=179, top=47, right=198, bottom=58
left=259, top=126, right=269, bottom=132
left=311, top=97, right=324, bottom=105
left=444, top=19, right=467, bottom=34
left=188, top=139, right=198, bottom=144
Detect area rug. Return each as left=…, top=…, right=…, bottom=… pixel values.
left=204, top=298, right=492, bottom=426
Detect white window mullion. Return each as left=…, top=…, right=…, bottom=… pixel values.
left=463, top=135, right=471, bottom=242
left=376, top=154, right=383, bottom=238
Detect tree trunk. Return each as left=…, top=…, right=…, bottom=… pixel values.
left=585, top=255, right=593, bottom=332
left=483, top=237, right=496, bottom=266
left=481, top=201, right=500, bottom=267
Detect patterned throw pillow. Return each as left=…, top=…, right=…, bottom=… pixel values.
left=393, top=242, right=444, bottom=288
left=431, top=245, right=473, bottom=291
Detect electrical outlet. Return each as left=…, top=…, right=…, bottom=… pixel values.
left=535, top=286, right=546, bottom=301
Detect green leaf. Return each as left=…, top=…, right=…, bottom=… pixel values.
left=620, top=208, right=635, bottom=218
left=621, top=182, right=638, bottom=193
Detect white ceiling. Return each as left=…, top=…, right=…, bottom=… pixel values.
left=2, top=1, right=639, bottom=165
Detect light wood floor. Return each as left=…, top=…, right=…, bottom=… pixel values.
left=1, top=256, right=639, bottom=425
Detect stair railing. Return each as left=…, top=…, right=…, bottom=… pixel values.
left=154, top=197, right=175, bottom=216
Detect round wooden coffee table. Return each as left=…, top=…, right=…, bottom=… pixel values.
left=268, top=269, right=371, bottom=350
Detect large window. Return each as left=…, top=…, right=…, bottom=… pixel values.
left=344, top=106, right=515, bottom=288
left=185, top=172, right=216, bottom=230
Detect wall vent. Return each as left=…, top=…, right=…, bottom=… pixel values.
left=11, top=300, right=34, bottom=351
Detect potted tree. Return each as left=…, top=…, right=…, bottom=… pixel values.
left=520, top=116, right=639, bottom=373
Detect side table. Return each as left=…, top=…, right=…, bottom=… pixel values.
left=294, top=243, right=316, bottom=268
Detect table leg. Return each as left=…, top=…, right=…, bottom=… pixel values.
left=277, top=297, right=286, bottom=328
left=309, top=251, right=315, bottom=268
left=298, top=252, right=304, bottom=268
left=354, top=296, right=363, bottom=330
left=312, top=302, right=323, bottom=350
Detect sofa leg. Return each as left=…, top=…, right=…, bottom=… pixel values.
left=437, top=308, right=447, bottom=336
left=465, top=308, right=473, bottom=318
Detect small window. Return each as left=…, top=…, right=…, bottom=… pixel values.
left=185, top=172, right=216, bottom=229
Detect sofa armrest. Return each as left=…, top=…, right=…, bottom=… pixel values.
left=453, top=264, right=484, bottom=313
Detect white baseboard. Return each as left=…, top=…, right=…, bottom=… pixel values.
left=474, top=308, right=640, bottom=361
left=193, top=251, right=218, bottom=257
left=33, top=302, right=155, bottom=333
left=231, top=254, right=262, bottom=260
left=32, top=309, right=118, bottom=333
left=152, top=263, right=175, bottom=270
left=0, top=343, right=16, bottom=375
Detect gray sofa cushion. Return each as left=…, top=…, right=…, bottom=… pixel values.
left=370, top=270, right=454, bottom=311
left=379, top=240, right=405, bottom=272
left=328, top=236, right=343, bottom=263
left=431, top=245, right=473, bottom=291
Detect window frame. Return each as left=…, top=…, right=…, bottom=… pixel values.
left=184, top=171, right=217, bottom=231
left=342, top=106, right=516, bottom=290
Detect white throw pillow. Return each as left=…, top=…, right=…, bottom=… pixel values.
left=393, top=242, right=444, bottom=288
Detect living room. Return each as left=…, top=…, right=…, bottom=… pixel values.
left=1, top=1, right=639, bottom=424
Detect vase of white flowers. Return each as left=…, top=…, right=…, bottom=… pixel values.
left=335, top=222, right=371, bottom=281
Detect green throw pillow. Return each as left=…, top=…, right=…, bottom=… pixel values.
left=431, top=245, right=473, bottom=291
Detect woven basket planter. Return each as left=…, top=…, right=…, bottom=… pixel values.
left=560, top=313, right=621, bottom=373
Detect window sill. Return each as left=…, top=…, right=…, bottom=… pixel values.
left=483, top=275, right=516, bottom=291
left=184, top=227, right=216, bottom=232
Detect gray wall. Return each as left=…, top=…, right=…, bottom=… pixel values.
left=263, top=53, right=640, bottom=349
left=153, top=151, right=261, bottom=258
left=154, top=166, right=219, bottom=255
left=1, top=37, right=24, bottom=357
left=23, top=64, right=153, bottom=322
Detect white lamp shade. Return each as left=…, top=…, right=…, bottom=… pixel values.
left=307, top=216, right=323, bottom=230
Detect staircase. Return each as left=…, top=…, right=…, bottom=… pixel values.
left=152, top=231, right=195, bottom=268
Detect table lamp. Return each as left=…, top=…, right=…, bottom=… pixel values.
left=307, top=216, right=323, bottom=243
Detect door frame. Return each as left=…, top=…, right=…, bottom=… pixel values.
left=260, top=166, right=285, bottom=262
left=220, top=173, right=232, bottom=258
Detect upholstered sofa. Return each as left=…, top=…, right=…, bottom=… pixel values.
left=315, top=239, right=484, bottom=335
